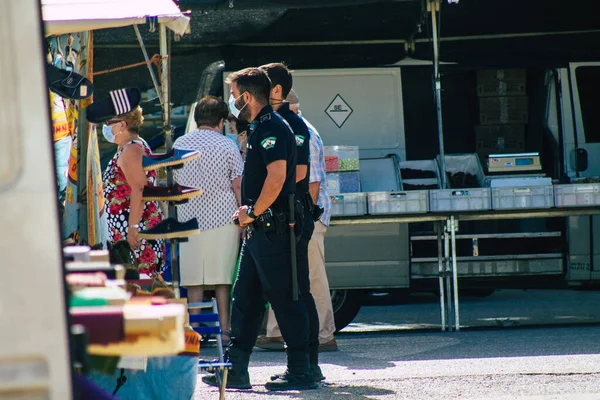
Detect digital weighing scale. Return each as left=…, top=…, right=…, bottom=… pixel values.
left=487, top=152, right=542, bottom=173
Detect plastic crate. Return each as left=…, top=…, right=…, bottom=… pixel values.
left=437, top=153, right=486, bottom=189
left=324, top=146, right=360, bottom=172
left=491, top=186, right=554, bottom=210
left=399, top=159, right=441, bottom=190
left=335, top=171, right=361, bottom=193
left=367, top=191, right=429, bottom=215
left=330, top=193, right=368, bottom=217
left=326, top=173, right=340, bottom=194
left=430, top=188, right=492, bottom=212
left=554, top=183, right=600, bottom=207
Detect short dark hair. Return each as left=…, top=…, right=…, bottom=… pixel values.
left=259, top=63, right=293, bottom=98
left=194, top=95, right=229, bottom=127
left=225, top=68, right=271, bottom=105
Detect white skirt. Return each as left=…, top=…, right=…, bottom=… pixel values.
left=179, top=223, right=239, bottom=287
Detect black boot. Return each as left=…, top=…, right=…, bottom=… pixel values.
left=202, top=346, right=252, bottom=390
left=270, top=364, right=325, bottom=383
left=265, top=350, right=318, bottom=391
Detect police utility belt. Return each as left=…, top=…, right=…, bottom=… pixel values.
left=245, top=200, right=306, bottom=240
left=246, top=208, right=283, bottom=236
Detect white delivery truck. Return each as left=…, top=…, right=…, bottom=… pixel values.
left=275, top=63, right=600, bottom=330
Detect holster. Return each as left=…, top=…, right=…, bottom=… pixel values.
left=304, top=192, right=324, bottom=222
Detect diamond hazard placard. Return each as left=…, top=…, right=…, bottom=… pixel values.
left=325, top=94, right=353, bottom=128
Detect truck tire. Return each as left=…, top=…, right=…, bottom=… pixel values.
left=331, top=289, right=364, bottom=332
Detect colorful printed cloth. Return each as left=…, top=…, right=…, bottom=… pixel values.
left=102, top=139, right=165, bottom=274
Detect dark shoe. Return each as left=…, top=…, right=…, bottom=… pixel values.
left=137, top=218, right=200, bottom=240
left=202, top=372, right=252, bottom=390
left=255, top=335, right=285, bottom=351
left=142, top=184, right=202, bottom=202
left=142, top=149, right=200, bottom=171
left=47, top=64, right=94, bottom=100
left=271, top=365, right=325, bottom=383
left=318, top=338, right=338, bottom=352
left=311, top=364, right=326, bottom=382
left=265, top=373, right=319, bottom=391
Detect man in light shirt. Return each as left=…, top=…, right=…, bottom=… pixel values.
left=257, top=89, right=337, bottom=352
left=173, top=96, right=244, bottom=344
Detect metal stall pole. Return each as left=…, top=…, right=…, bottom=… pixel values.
left=133, top=25, right=163, bottom=106
left=450, top=216, right=460, bottom=331
left=159, top=24, right=180, bottom=298
left=77, top=31, right=90, bottom=243
left=428, top=0, right=447, bottom=189
left=437, top=220, right=447, bottom=331
left=444, top=220, right=453, bottom=330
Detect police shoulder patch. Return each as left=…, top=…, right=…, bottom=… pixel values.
left=261, top=137, right=277, bottom=149
left=295, top=135, right=305, bottom=146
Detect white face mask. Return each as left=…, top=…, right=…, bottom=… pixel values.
left=228, top=92, right=247, bottom=119
left=102, top=124, right=116, bottom=143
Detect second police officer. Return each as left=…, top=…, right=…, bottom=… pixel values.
left=259, top=63, right=323, bottom=382
left=202, top=67, right=317, bottom=391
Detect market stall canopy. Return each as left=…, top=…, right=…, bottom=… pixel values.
left=41, top=0, right=191, bottom=37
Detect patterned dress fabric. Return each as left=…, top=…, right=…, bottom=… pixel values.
left=102, top=139, right=165, bottom=274
left=173, top=129, right=244, bottom=231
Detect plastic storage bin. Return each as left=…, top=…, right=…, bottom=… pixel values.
left=330, top=193, right=368, bottom=217
left=325, top=146, right=360, bottom=171
left=554, top=184, right=600, bottom=207
left=399, top=159, right=441, bottom=190
left=368, top=191, right=429, bottom=214
left=339, top=171, right=361, bottom=193
left=430, top=188, right=492, bottom=212
left=437, top=153, right=486, bottom=189
left=491, top=186, right=554, bottom=210
left=326, top=173, right=340, bottom=194
left=431, top=154, right=491, bottom=211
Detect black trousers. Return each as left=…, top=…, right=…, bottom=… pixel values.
left=230, top=226, right=310, bottom=356
left=296, top=206, right=320, bottom=366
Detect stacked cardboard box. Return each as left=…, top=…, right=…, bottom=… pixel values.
left=475, top=69, right=528, bottom=162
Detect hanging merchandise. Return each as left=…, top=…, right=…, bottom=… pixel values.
left=47, top=64, right=94, bottom=100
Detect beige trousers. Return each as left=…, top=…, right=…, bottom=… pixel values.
left=266, top=221, right=336, bottom=344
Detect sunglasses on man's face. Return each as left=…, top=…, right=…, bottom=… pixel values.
left=105, top=119, right=123, bottom=126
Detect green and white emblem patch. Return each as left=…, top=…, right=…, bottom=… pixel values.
left=261, top=137, right=277, bottom=150
left=295, top=135, right=305, bottom=146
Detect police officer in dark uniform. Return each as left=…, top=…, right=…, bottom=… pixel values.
left=202, top=67, right=317, bottom=391
left=259, top=63, right=323, bottom=382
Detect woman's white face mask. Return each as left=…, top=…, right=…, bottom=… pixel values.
left=102, top=124, right=117, bottom=143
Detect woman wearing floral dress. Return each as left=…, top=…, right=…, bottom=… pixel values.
left=102, top=107, right=165, bottom=274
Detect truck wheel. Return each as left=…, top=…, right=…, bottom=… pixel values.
left=331, top=289, right=364, bottom=332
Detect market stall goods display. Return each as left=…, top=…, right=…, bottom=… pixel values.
left=401, top=168, right=437, bottom=180
left=445, top=171, right=481, bottom=189
left=141, top=184, right=203, bottom=202
left=325, top=155, right=339, bottom=172
left=137, top=217, right=200, bottom=240
left=47, top=63, right=94, bottom=100
left=141, top=148, right=201, bottom=171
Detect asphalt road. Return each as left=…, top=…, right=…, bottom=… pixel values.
left=194, top=289, right=600, bottom=399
